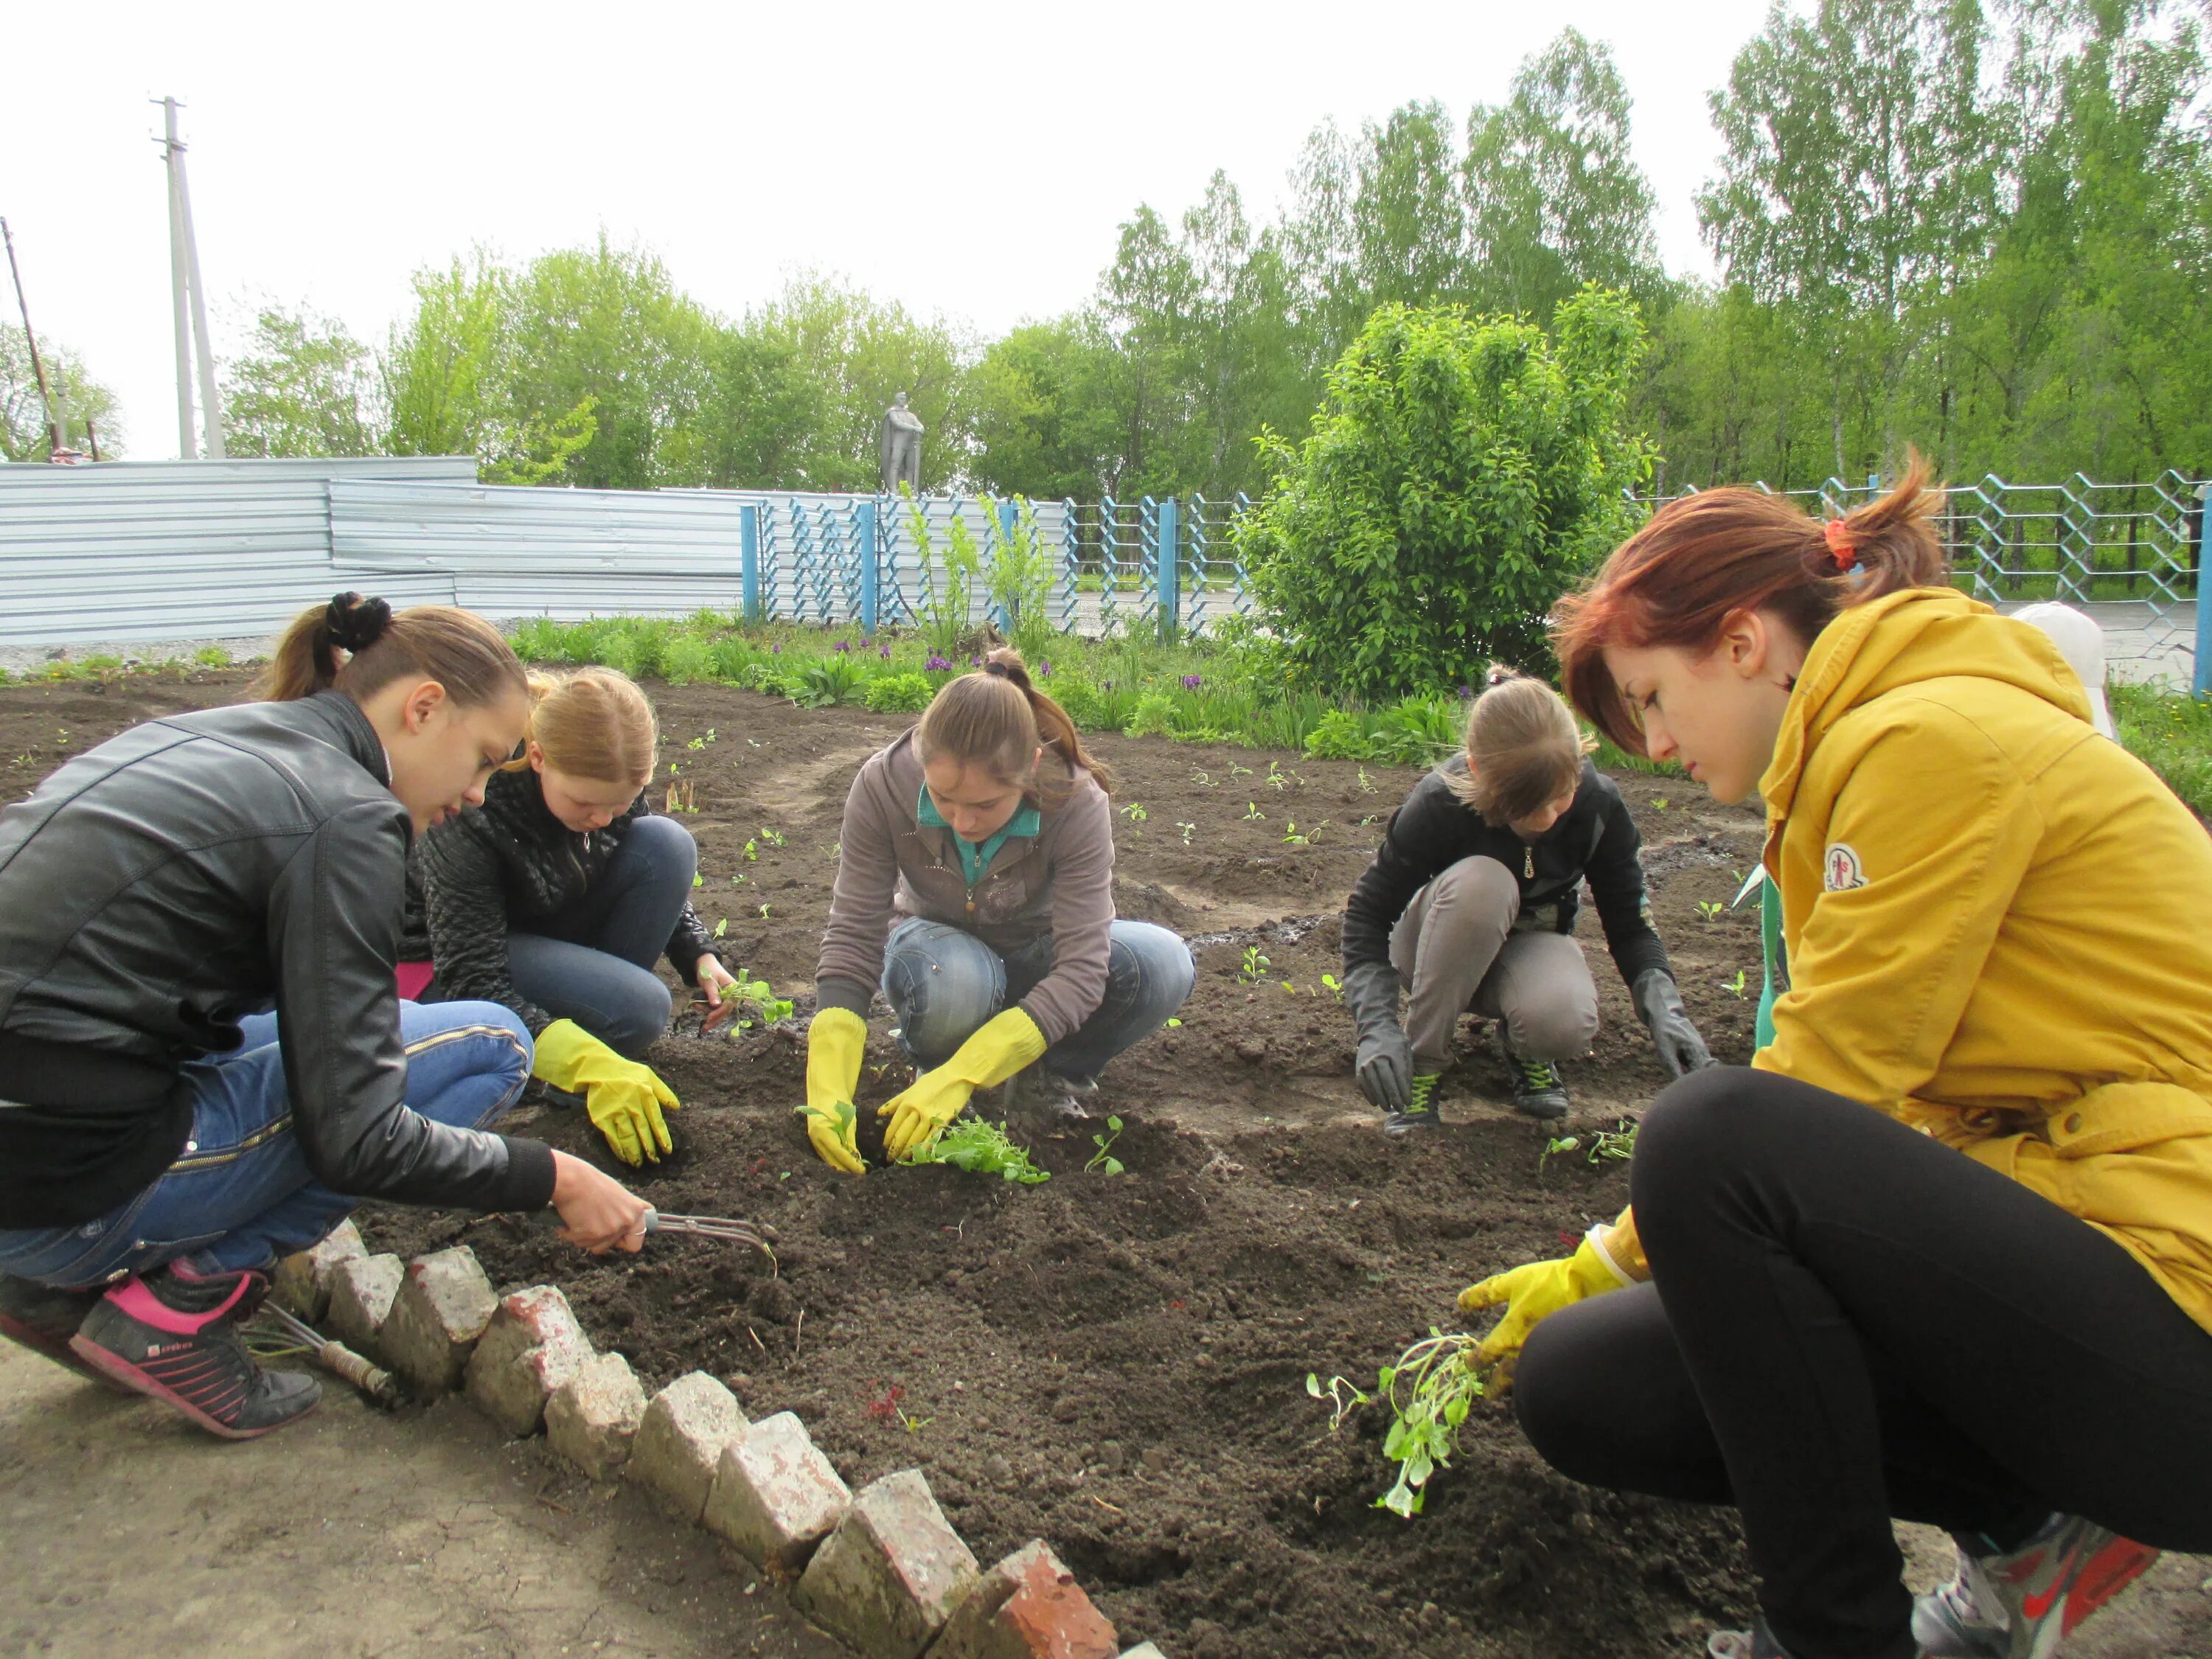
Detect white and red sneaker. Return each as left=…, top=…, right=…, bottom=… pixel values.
left=1912, top=1514, right=2160, bottom=1659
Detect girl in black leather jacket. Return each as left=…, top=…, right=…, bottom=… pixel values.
left=0, top=595, right=649, bottom=1439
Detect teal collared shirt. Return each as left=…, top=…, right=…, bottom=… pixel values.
left=917, top=782, right=1040, bottom=887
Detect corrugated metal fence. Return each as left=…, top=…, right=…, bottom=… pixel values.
left=0, top=461, right=1079, bottom=646
left=0, top=457, right=476, bottom=644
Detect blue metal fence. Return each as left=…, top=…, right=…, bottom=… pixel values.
left=4, top=462, right=2204, bottom=692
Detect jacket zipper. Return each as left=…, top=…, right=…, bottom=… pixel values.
left=1524, top=844, right=1534, bottom=879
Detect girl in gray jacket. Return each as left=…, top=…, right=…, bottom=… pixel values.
left=801, top=650, right=1194, bottom=1173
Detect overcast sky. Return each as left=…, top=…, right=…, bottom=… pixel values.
left=4, top=0, right=1778, bottom=459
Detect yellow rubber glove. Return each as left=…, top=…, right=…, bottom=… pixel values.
left=879, top=1007, right=1047, bottom=1162
left=532, top=1019, right=681, bottom=1167
left=1456, top=1225, right=1632, bottom=1385
left=800, top=1007, right=869, bottom=1175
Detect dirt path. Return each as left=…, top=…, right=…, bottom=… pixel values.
left=0, top=1343, right=843, bottom=1659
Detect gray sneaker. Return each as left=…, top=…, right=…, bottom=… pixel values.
left=1912, top=1514, right=2159, bottom=1659
left=1705, top=1615, right=1792, bottom=1658
left=1006, top=1064, right=1097, bottom=1122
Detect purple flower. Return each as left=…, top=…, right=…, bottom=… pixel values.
left=1037, top=660, right=1051, bottom=678
left=879, top=644, right=892, bottom=658
left=925, top=654, right=952, bottom=672
left=1103, top=678, right=1114, bottom=692
left=1182, top=674, right=1203, bottom=691
left=833, top=640, right=852, bottom=654
left=970, top=655, right=981, bottom=667
left=1457, top=684, right=1476, bottom=700
left=771, top=643, right=782, bottom=655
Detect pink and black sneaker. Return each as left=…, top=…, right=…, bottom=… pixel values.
left=69, top=1262, right=320, bottom=1439
left=0, top=1274, right=119, bottom=1388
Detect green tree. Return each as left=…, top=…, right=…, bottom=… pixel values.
left=1463, top=29, right=1663, bottom=320
left=1, top=326, right=123, bottom=460
left=500, top=234, right=714, bottom=488
left=968, top=316, right=1120, bottom=499
left=223, top=303, right=380, bottom=457
left=1239, top=289, right=1655, bottom=701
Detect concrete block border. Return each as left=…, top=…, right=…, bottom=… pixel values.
left=282, top=1239, right=1166, bottom=1659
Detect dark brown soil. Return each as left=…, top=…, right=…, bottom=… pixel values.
left=0, top=669, right=1774, bottom=1659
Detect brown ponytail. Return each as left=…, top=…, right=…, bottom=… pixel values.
left=915, top=646, right=1113, bottom=803
left=1554, top=452, right=1950, bottom=754
left=257, top=592, right=527, bottom=710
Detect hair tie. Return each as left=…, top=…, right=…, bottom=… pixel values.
left=983, top=661, right=1010, bottom=680
left=325, top=592, right=393, bottom=652
left=1822, top=518, right=1858, bottom=572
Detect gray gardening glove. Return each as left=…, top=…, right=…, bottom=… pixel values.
left=1341, top=959, right=1413, bottom=1112
left=1632, top=968, right=1714, bottom=1078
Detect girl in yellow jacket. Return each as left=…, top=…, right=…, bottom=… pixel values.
left=1469, top=460, right=2212, bottom=1659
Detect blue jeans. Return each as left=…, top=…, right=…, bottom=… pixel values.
left=0, top=1001, right=531, bottom=1287
left=505, top=813, right=698, bottom=1057
left=881, top=917, right=1195, bottom=1082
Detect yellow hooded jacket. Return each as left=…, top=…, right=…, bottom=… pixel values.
left=1600, top=588, right=2212, bottom=1335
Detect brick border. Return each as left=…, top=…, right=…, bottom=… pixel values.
left=277, top=1222, right=1161, bottom=1659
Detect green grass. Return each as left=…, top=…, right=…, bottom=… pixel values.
left=2111, top=682, right=2212, bottom=819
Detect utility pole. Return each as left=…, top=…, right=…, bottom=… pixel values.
left=1, top=216, right=64, bottom=458
left=155, top=97, right=225, bottom=459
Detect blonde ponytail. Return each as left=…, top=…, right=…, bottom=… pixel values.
left=503, top=668, right=658, bottom=784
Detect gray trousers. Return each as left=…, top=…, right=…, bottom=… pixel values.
left=1387, top=855, right=1600, bottom=1071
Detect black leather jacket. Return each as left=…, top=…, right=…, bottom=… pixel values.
left=0, top=692, right=556, bottom=1228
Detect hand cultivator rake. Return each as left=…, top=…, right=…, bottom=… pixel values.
left=245, top=1303, right=401, bottom=1406
left=639, top=1208, right=778, bottom=1261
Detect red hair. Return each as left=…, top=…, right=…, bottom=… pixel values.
left=1553, top=453, right=1949, bottom=754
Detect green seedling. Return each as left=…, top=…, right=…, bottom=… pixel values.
left=1165, top=1018, right=1183, bottom=1029
left=1306, top=1371, right=1371, bottom=1430
left=1123, top=802, right=1149, bottom=823
left=742, top=838, right=759, bottom=862
left=1357, top=766, right=1377, bottom=794
left=1696, top=900, right=1723, bottom=922
left=1265, top=760, right=1291, bottom=790
left=905, top=1119, right=1051, bottom=1184
left=1227, top=761, right=1253, bottom=779
left=759, top=826, right=785, bottom=846
left=1085, top=1115, right=1126, bottom=1175
left=1282, top=818, right=1329, bottom=846
left=1281, top=980, right=1296, bottom=994
left=1242, top=801, right=1266, bottom=821
left=692, top=872, right=703, bottom=888
left=726, top=970, right=794, bottom=1028
left=758, top=903, right=772, bottom=917
left=1189, top=768, right=1216, bottom=787
left=713, top=917, right=728, bottom=939
left=1585, top=1121, right=1638, bottom=1164
left=1321, top=973, right=1343, bottom=1003
left=1237, top=945, right=1270, bottom=984
left=1540, top=1133, right=1582, bottom=1176
left=1360, top=1329, right=1487, bottom=1517
left=1652, top=796, right=1669, bottom=812
left=1723, top=967, right=1748, bottom=999
left=1177, top=820, right=1196, bottom=845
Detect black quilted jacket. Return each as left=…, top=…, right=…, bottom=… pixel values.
left=407, top=766, right=717, bottom=1035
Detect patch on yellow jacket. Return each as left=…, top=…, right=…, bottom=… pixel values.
left=1822, top=842, right=1866, bottom=891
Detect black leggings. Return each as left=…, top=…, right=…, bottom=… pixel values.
left=1514, top=1068, right=2212, bottom=1659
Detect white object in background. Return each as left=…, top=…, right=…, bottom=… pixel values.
left=2011, top=602, right=2115, bottom=740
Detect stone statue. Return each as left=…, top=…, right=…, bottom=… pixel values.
left=879, top=392, right=924, bottom=494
